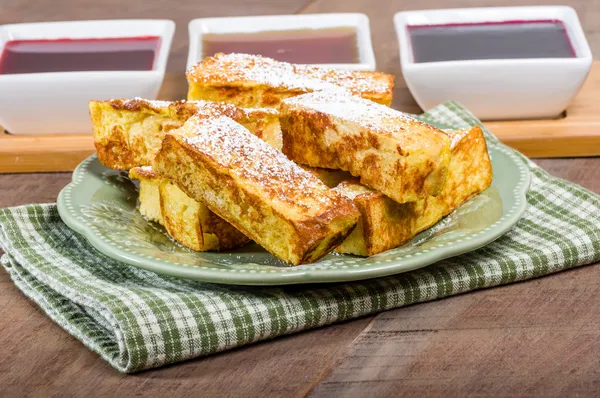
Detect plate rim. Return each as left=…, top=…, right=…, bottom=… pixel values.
left=57, top=144, right=531, bottom=286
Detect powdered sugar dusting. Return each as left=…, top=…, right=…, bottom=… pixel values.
left=181, top=116, right=336, bottom=210
left=284, top=90, right=428, bottom=134
left=187, top=53, right=390, bottom=95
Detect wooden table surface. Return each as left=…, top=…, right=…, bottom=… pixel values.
left=2, top=0, right=600, bottom=396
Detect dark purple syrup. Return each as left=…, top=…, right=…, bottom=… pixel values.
left=408, top=20, right=576, bottom=63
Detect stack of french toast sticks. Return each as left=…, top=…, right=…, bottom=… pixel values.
left=89, top=53, right=493, bottom=266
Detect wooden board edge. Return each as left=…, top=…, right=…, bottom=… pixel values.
left=0, top=132, right=95, bottom=173
left=0, top=150, right=95, bottom=173
left=500, top=135, right=600, bottom=158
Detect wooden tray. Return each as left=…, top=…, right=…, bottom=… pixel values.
left=2, top=66, right=600, bottom=173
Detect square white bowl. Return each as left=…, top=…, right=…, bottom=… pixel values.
left=394, top=6, right=592, bottom=120
left=0, top=19, right=175, bottom=135
left=187, top=13, right=375, bottom=71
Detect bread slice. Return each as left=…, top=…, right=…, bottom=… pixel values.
left=186, top=53, right=394, bottom=107
left=129, top=166, right=163, bottom=225
left=153, top=114, right=360, bottom=265
left=90, top=98, right=281, bottom=170
left=129, top=166, right=249, bottom=251
left=333, top=126, right=493, bottom=256
left=280, top=91, right=451, bottom=204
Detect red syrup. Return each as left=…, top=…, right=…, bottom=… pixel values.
left=0, top=36, right=161, bottom=74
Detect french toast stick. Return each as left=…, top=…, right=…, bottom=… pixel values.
left=333, top=126, right=493, bottom=256
left=129, top=166, right=249, bottom=251
left=186, top=53, right=394, bottom=107
left=90, top=98, right=281, bottom=170
left=280, top=91, right=452, bottom=204
left=153, top=114, right=360, bottom=265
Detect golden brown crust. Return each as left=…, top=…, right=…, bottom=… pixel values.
left=280, top=91, right=451, bottom=204
left=90, top=98, right=281, bottom=170
left=334, top=125, right=493, bottom=256
left=93, top=125, right=135, bottom=170
left=334, top=182, right=419, bottom=256
left=158, top=178, right=249, bottom=251
left=130, top=166, right=249, bottom=251
left=437, top=127, right=493, bottom=213
left=202, top=206, right=250, bottom=250
left=186, top=53, right=394, bottom=107
left=153, top=115, right=360, bottom=265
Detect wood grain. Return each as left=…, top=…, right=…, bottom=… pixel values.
left=308, top=264, right=600, bottom=397
left=1, top=0, right=600, bottom=396
left=0, top=173, right=72, bottom=207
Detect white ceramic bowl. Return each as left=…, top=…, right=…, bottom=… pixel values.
left=0, top=20, right=175, bottom=135
left=394, top=6, right=592, bottom=120
left=187, top=13, right=375, bottom=71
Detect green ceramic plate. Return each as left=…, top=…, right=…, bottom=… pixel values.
left=57, top=141, right=530, bottom=286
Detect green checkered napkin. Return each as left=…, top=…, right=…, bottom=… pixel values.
left=1, top=102, right=600, bottom=373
